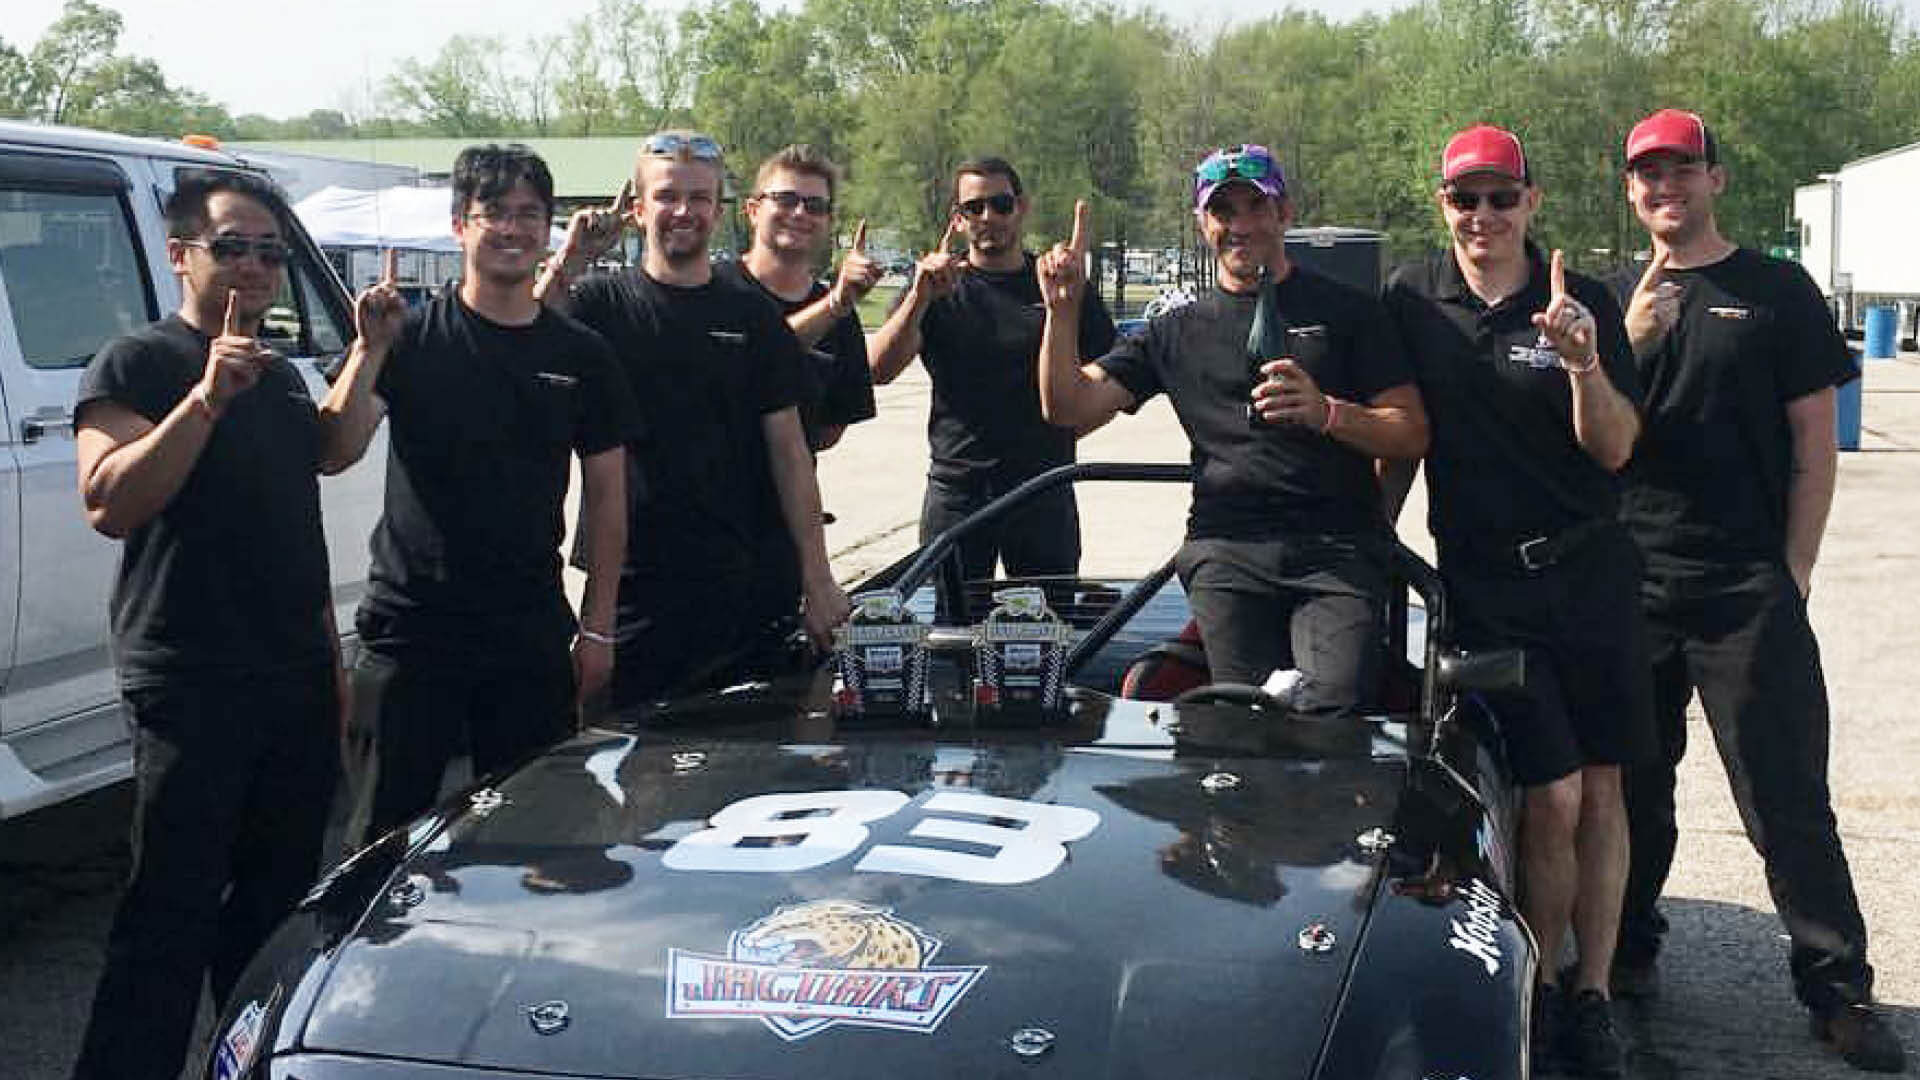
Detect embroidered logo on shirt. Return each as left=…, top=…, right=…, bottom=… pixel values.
left=1708, top=306, right=1752, bottom=320
left=1507, top=333, right=1560, bottom=370
left=708, top=330, right=748, bottom=345
left=533, top=372, right=578, bottom=388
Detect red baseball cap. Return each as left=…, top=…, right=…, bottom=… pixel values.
left=1626, top=109, right=1716, bottom=165
left=1441, top=125, right=1528, bottom=183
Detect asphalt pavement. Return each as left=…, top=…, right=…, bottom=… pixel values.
left=3, top=354, right=1917, bottom=1079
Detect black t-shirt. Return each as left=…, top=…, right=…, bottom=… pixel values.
left=1095, top=267, right=1414, bottom=540
left=75, top=315, right=332, bottom=687
left=570, top=267, right=805, bottom=582
left=1384, top=246, right=1643, bottom=548
left=1606, top=248, right=1855, bottom=574
left=359, top=292, right=639, bottom=659
left=892, top=253, right=1117, bottom=483
left=713, top=260, right=876, bottom=452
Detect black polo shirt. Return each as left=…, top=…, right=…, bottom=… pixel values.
left=1384, top=246, right=1642, bottom=550
left=76, top=315, right=333, bottom=688
left=358, top=292, right=638, bottom=661
left=569, top=266, right=805, bottom=583
left=1094, top=266, right=1413, bottom=540
left=1606, top=247, right=1855, bottom=576
left=713, top=260, right=876, bottom=452
left=892, top=252, right=1116, bottom=484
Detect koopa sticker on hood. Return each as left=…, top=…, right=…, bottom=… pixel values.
left=667, top=900, right=986, bottom=1041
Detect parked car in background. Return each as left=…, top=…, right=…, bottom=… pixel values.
left=0, top=120, right=384, bottom=819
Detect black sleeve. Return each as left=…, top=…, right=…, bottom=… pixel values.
left=1379, top=267, right=1431, bottom=382
left=1775, top=261, right=1856, bottom=400
left=1091, top=316, right=1163, bottom=412
left=758, top=305, right=807, bottom=416
left=75, top=331, right=184, bottom=425
left=568, top=273, right=622, bottom=338
left=1078, top=289, right=1119, bottom=360
left=1576, top=276, right=1645, bottom=409
left=573, top=326, right=643, bottom=455
left=818, top=310, right=877, bottom=427
left=1344, top=293, right=1416, bottom=401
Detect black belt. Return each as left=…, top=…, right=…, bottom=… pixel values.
left=1443, top=519, right=1615, bottom=573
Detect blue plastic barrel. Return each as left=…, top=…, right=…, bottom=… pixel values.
left=1836, top=346, right=1863, bottom=451
left=1864, top=305, right=1898, bottom=359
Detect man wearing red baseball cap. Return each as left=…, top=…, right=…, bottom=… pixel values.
left=1382, top=123, right=1648, bottom=1078
left=1033, top=143, right=1427, bottom=714
left=1611, top=109, right=1903, bottom=1073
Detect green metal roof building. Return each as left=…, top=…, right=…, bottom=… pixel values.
left=231, top=137, right=659, bottom=202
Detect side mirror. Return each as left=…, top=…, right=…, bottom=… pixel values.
left=1434, top=648, right=1526, bottom=693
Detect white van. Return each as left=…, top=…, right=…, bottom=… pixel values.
left=0, top=120, right=384, bottom=818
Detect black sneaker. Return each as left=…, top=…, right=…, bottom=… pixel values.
left=1532, top=981, right=1566, bottom=1076
left=1560, top=989, right=1625, bottom=1079
left=1609, top=952, right=1658, bottom=1000
left=1812, top=1002, right=1908, bottom=1073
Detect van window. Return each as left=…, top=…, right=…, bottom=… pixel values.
left=262, top=246, right=348, bottom=357
left=0, top=188, right=154, bottom=369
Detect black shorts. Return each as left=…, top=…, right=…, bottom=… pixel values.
left=1443, top=525, right=1655, bottom=786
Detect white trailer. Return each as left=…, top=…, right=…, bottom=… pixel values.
left=1794, top=139, right=1920, bottom=346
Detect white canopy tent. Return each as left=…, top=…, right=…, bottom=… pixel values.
left=293, top=185, right=568, bottom=289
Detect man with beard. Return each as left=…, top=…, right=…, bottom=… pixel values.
left=1609, top=109, right=1904, bottom=1072
left=70, top=169, right=340, bottom=1080
left=320, top=144, right=637, bottom=845
left=1033, top=144, right=1427, bottom=714
left=539, top=131, right=850, bottom=709
left=869, top=156, right=1116, bottom=580
left=1381, top=125, right=1646, bottom=1078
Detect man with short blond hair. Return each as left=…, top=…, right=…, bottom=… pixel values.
left=541, top=131, right=850, bottom=708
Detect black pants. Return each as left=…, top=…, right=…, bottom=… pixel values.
left=71, top=668, right=337, bottom=1080
left=1175, top=534, right=1386, bottom=716
left=1620, top=562, right=1873, bottom=1012
left=920, top=473, right=1081, bottom=581
left=345, top=646, right=575, bottom=849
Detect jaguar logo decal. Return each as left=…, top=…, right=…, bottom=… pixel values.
left=667, top=901, right=986, bottom=1041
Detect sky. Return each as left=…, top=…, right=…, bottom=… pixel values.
left=3, top=0, right=1410, bottom=121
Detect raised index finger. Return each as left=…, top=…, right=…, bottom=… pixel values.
left=1067, top=199, right=1089, bottom=256
left=1549, top=248, right=1566, bottom=298
left=1637, top=247, right=1671, bottom=292
left=936, top=218, right=959, bottom=253
left=223, top=288, right=240, bottom=337
left=851, top=219, right=868, bottom=254
left=381, top=247, right=398, bottom=286
left=610, top=178, right=634, bottom=216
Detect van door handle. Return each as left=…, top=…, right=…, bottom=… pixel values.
left=20, top=413, right=75, bottom=443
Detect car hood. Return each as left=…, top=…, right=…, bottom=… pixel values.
left=297, top=703, right=1408, bottom=1079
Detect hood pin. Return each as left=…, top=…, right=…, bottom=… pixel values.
left=1008, top=1025, right=1056, bottom=1058
left=1199, top=771, right=1242, bottom=794
left=1297, top=922, right=1337, bottom=953
left=526, top=1000, right=571, bottom=1035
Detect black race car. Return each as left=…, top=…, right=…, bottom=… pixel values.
left=203, top=463, right=1538, bottom=1080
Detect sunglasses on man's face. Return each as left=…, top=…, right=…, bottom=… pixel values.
left=640, top=132, right=723, bottom=160
left=956, top=193, right=1018, bottom=218
left=185, top=235, right=292, bottom=266
left=758, top=190, right=832, bottom=216
left=1443, top=187, right=1525, bottom=212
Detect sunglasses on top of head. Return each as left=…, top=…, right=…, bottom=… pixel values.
left=1194, top=147, right=1275, bottom=184
left=757, top=190, right=832, bottom=216
left=1443, top=187, right=1525, bottom=212
left=184, top=235, right=292, bottom=266
left=640, top=132, right=723, bottom=160
left=955, top=193, right=1018, bottom=218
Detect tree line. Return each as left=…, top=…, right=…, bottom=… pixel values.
left=6, top=0, right=1918, bottom=263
